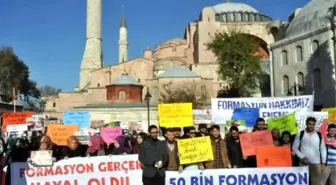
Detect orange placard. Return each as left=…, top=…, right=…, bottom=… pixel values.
left=256, top=146, right=292, bottom=168
left=1, top=112, right=33, bottom=132
left=47, top=124, right=78, bottom=146
left=239, top=130, right=273, bottom=156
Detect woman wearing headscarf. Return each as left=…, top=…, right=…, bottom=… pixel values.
left=5, top=138, right=29, bottom=185
left=27, top=136, right=57, bottom=162
left=132, top=132, right=147, bottom=154
left=60, top=136, right=86, bottom=159
left=105, top=135, right=131, bottom=155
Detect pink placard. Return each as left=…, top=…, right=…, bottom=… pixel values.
left=101, top=127, right=122, bottom=143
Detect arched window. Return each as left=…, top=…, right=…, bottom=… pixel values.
left=297, top=72, right=304, bottom=86
left=313, top=68, right=322, bottom=90
left=311, top=40, right=319, bottom=55
left=53, top=103, right=56, bottom=107
left=118, top=91, right=126, bottom=101
left=281, top=50, right=288, bottom=65
left=296, top=46, right=303, bottom=62
left=97, top=83, right=100, bottom=87
left=282, top=75, right=289, bottom=94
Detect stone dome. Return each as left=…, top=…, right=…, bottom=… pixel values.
left=212, top=2, right=258, bottom=13
left=211, top=2, right=271, bottom=22
left=111, top=73, right=140, bottom=85
left=286, top=0, right=335, bottom=38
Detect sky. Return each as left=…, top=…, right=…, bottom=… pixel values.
left=0, top=0, right=310, bottom=92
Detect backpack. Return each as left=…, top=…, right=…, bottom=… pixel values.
left=293, top=130, right=322, bottom=166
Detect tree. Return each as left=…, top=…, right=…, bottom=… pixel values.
left=159, top=82, right=208, bottom=109
left=0, top=46, right=40, bottom=102
left=38, top=85, right=61, bottom=97
left=206, top=30, right=262, bottom=97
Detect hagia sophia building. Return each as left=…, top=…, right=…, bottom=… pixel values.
left=42, top=0, right=336, bottom=122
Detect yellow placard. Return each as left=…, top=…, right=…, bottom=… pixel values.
left=267, top=112, right=298, bottom=135
left=158, top=103, right=193, bottom=127
left=321, top=107, right=336, bottom=124
left=177, top=136, right=214, bottom=165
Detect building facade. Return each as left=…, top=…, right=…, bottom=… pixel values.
left=270, top=0, right=336, bottom=109
left=44, top=1, right=279, bottom=118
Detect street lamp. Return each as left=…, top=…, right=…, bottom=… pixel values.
left=287, top=82, right=305, bottom=96
left=144, top=87, right=152, bottom=127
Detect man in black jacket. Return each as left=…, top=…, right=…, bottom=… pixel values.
left=139, top=125, right=168, bottom=185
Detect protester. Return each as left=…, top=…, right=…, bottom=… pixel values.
left=204, top=125, right=231, bottom=169
left=246, top=118, right=266, bottom=167
left=87, top=134, right=105, bottom=156
left=172, top=127, right=181, bottom=139
left=106, top=135, right=131, bottom=155
left=271, top=128, right=281, bottom=146
left=60, top=136, right=86, bottom=159
left=164, top=128, right=182, bottom=172
left=226, top=126, right=246, bottom=168
left=198, top=124, right=208, bottom=136
left=281, top=131, right=292, bottom=147
left=132, top=132, right=147, bottom=154
left=139, top=125, right=167, bottom=185
left=27, top=136, right=56, bottom=163
left=320, top=124, right=336, bottom=185
left=181, top=126, right=203, bottom=170
left=292, top=117, right=327, bottom=185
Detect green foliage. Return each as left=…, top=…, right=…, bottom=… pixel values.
left=159, top=82, right=208, bottom=109
left=0, top=46, right=40, bottom=102
left=206, top=30, right=262, bottom=97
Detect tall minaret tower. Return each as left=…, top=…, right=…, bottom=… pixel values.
left=78, top=0, right=103, bottom=90
left=118, top=6, right=128, bottom=63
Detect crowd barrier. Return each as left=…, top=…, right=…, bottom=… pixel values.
left=10, top=154, right=309, bottom=185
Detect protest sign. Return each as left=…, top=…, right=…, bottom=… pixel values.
left=47, top=124, right=79, bottom=146
left=256, top=146, right=292, bottom=168
left=267, top=112, right=298, bottom=135
left=90, top=120, right=105, bottom=128
left=101, top=127, right=122, bottom=143
left=11, top=154, right=309, bottom=185
left=239, top=130, right=273, bottom=156
left=193, top=109, right=212, bottom=124
left=232, top=108, right=259, bottom=127
left=6, top=124, right=28, bottom=133
left=177, top=136, right=213, bottom=164
left=63, top=111, right=90, bottom=128
left=212, top=95, right=313, bottom=123
left=319, top=119, right=336, bottom=146
left=2, top=112, right=33, bottom=132
left=74, top=129, right=92, bottom=144
left=30, top=150, right=53, bottom=167
left=158, top=103, right=193, bottom=127
left=322, top=107, right=336, bottom=123
left=296, top=112, right=328, bottom=130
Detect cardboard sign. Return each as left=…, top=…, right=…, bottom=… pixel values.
left=158, top=103, right=193, bottom=127
left=30, top=150, right=53, bottom=167
left=239, top=130, right=274, bottom=156
left=63, top=111, right=90, bottom=128
left=256, top=146, right=292, bottom=168
left=47, top=124, right=78, bottom=146
left=101, top=127, right=122, bottom=143
left=2, top=112, right=33, bottom=131
left=322, top=107, right=336, bottom=123
left=267, top=112, right=298, bottom=135
left=177, top=136, right=213, bottom=165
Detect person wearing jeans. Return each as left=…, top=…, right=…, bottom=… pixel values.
left=320, top=124, right=336, bottom=185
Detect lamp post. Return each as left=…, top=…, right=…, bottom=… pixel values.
left=287, top=82, right=305, bottom=96
left=144, top=88, right=152, bottom=128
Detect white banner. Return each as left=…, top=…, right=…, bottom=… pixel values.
left=6, top=124, right=27, bottom=133
left=11, top=155, right=309, bottom=185
left=211, top=95, right=314, bottom=124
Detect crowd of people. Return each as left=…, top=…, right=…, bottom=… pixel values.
left=1, top=117, right=335, bottom=185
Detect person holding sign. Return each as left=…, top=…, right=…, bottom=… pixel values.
left=226, top=126, right=246, bottom=168
left=204, top=125, right=231, bottom=169
left=27, top=136, right=57, bottom=164
left=60, top=136, right=86, bottom=159
left=164, top=128, right=183, bottom=172
left=139, top=125, right=168, bottom=185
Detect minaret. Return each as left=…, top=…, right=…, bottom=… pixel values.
left=119, top=6, right=128, bottom=63
left=78, top=0, right=103, bottom=90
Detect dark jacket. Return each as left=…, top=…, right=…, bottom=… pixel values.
left=226, top=137, right=245, bottom=168
left=139, top=138, right=168, bottom=178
